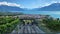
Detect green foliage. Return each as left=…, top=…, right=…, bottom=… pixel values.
left=0, top=17, right=20, bottom=34
left=0, top=17, right=15, bottom=25
left=42, top=18, right=60, bottom=32
left=0, top=12, right=23, bottom=16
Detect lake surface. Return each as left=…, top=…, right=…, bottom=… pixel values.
left=13, top=11, right=60, bottom=18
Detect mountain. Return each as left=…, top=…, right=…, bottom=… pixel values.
left=0, top=5, right=24, bottom=11
left=33, top=3, right=60, bottom=11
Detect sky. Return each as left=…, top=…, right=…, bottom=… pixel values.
left=0, top=0, right=60, bottom=9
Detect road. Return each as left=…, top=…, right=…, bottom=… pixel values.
left=11, top=24, right=45, bottom=34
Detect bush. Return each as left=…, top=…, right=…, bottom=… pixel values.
left=0, top=17, right=20, bottom=34
left=42, top=18, right=60, bottom=32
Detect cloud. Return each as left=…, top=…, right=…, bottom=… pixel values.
left=44, top=3, right=51, bottom=6
left=0, top=1, right=21, bottom=7
left=41, top=0, right=60, bottom=8
left=51, top=1, right=60, bottom=3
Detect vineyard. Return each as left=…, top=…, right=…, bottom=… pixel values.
left=0, top=16, right=20, bottom=34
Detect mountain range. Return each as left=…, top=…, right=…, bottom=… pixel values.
left=32, top=3, right=60, bottom=11
left=0, top=5, right=25, bottom=11
left=0, top=3, right=60, bottom=11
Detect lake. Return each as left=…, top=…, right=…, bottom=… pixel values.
left=13, top=11, right=60, bottom=18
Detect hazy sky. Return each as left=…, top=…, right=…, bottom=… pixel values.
left=0, top=0, right=60, bottom=9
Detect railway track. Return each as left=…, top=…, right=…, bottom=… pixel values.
left=11, top=24, right=45, bottom=34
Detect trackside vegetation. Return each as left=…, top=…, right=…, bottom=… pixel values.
left=0, top=16, right=20, bottom=34
left=42, top=17, right=60, bottom=32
